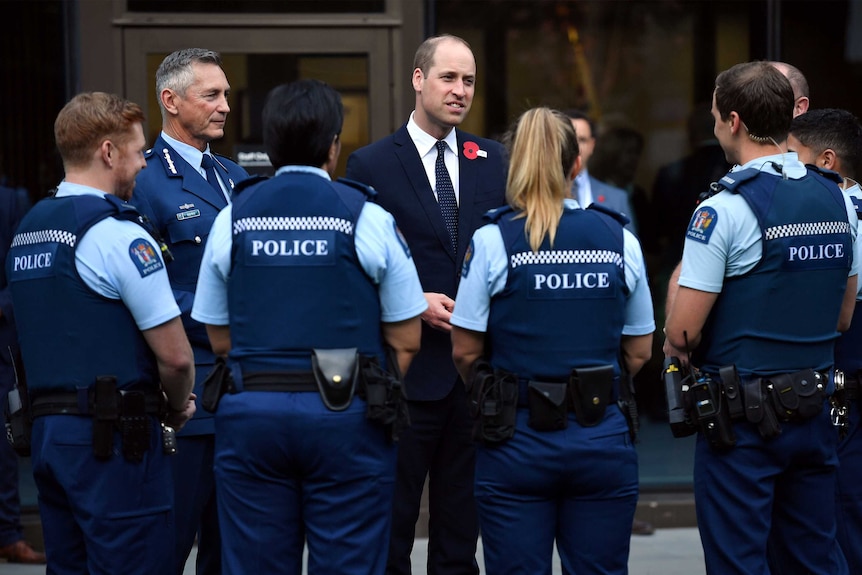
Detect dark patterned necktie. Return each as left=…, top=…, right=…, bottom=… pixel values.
left=201, top=154, right=228, bottom=199
left=435, top=140, right=458, bottom=252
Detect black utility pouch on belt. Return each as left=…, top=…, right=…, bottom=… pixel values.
left=93, top=376, right=118, bottom=459
left=201, top=356, right=232, bottom=413
left=118, top=390, right=150, bottom=462
left=359, top=349, right=410, bottom=443
left=311, top=348, right=359, bottom=411
left=568, top=365, right=614, bottom=427
left=768, top=369, right=826, bottom=422
left=743, top=378, right=781, bottom=439
left=527, top=381, right=568, bottom=431
left=467, top=360, right=517, bottom=445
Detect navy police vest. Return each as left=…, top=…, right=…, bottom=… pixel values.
left=228, top=173, right=384, bottom=376
left=695, top=169, right=851, bottom=377
left=835, top=190, right=862, bottom=374
left=486, top=204, right=628, bottom=381
left=7, top=194, right=159, bottom=394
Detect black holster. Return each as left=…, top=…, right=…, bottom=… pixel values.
left=467, top=360, right=517, bottom=445
left=118, top=390, right=150, bottom=462
left=689, top=374, right=736, bottom=450
left=201, top=356, right=233, bottom=413
left=92, top=376, right=119, bottom=459
left=568, top=365, right=614, bottom=427
left=5, top=385, right=32, bottom=457
left=358, top=350, right=409, bottom=443
left=311, top=348, right=359, bottom=412
left=743, top=378, right=781, bottom=439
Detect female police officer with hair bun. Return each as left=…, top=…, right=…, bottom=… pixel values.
left=191, top=79, right=427, bottom=575
left=451, top=107, right=655, bottom=575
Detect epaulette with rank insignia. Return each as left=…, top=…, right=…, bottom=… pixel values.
left=336, top=178, right=378, bottom=200
left=587, top=202, right=631, bottom=226
left=231, top=175, right=268, bottom=197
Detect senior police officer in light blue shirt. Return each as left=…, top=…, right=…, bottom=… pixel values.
left=450, top=107, right=654, bottom=575
left=664, top=63, right=858, bottom=575
left=191, top=79, right=426, bottom=575
left=7, top=92, right=195, bottom=575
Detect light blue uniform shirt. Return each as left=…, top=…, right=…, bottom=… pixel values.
left=679, top=153, right=860, bottom=293
left=192, top=166, right=428, bottom=325
left=450, top=198, right=655, bottom=336
left=844, top=181, right=862, bottom=299
left=55, top=182, right=180, bottom=330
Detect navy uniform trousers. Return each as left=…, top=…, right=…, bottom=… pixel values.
left=475, top=409, right=638, bottom=575
left=215, top=391, right=397, bottom=575
left=697, top=413, right=847, bottom=575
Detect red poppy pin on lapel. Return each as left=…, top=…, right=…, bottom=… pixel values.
left=463, top=141, right=487, bottom=160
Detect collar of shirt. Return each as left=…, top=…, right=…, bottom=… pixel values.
left=161, top=131, right=210, bottom=177
left=574, top=169, right=592, bottom=207
left=733, top=151, right=806, bottom=179
left=274, top=165, right=331, bottom=180
left=406, top=112, right=460, bottom=202
left=54, top=181, right=109, bottom=199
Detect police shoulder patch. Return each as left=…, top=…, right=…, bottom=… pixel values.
left=686, top=206, right=718, bottom=244
left=461, top=239, right=475, bottom=278
left=129, top=238, right=164, bottom=278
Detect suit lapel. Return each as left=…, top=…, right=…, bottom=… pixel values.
left=455, top=131, right=479, bottom=263
left=393, top=127, right=456, bottom=262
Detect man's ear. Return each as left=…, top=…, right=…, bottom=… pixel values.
left=160, top=88, right=180, bottom=115
left=411, top=68, right=424, bottom=92
left=727, top=111, right=741, bottom=135
left=819, top=148, right=838, bottom=171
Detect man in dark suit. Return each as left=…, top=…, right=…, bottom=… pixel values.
left=0, top=183, right=44, bottom=565
left=346, top=34, right=507, bottom=575
left=131, top=48, right=248, bottom=575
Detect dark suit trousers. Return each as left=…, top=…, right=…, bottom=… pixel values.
left=388, top=382, right=479, bottom=575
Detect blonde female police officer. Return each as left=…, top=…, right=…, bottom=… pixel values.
left=451, top=107, right=654, bottom=575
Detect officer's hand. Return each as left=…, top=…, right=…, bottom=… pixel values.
left=421, top=292, right=454, bottom=333
left=166, top=393, right=197, bottom=431
left=662, top=338, right=690, bottom=368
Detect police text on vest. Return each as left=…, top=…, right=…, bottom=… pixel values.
left=533, top=272, right=609, bottom=290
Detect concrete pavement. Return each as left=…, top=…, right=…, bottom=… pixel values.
left=1, top=528, right=705, bottom=574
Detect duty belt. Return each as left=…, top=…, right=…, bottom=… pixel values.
left=241, top=370, right=318, bottom=392
left=30, top=388, right=163, bottom=419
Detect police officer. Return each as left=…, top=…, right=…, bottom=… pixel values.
left=6, top=92, right=195, bottom=574
left=191, top=79, right=426, bottom=575
left=131, top=47, right=249, bottom=575
left=450, top=107, right=655, bottom=575
left=664, top=63, right=859, bottom=575
left=787, top=108, right=862, bottom=574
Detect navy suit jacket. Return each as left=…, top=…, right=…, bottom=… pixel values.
left=346, top=125, right=507, bottom=400
left=132, top=136, right=249, bottom=434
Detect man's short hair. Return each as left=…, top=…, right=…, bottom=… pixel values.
left=412, top=34, right=472, bottom=76
left=54, top=92, right=144, bottom=168
left=714, top=61, right=794, bottom=142
left=155, top=48, right=223, bottom=112
left=561, top=109, right=596, bottom=139
left=262, top=79, right=343, bottom=169
left=790, top=108, right=862, bottom=179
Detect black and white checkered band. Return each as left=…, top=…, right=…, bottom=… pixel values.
left=11, top=229, right=76, bottom=248
left=510, top=249, right=623, bottom=269
left=764, top=221, right=851, bottom=240
left=233, top=216, right=354, bottom=236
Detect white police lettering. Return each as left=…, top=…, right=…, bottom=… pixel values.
left=533, top=272, right=610, bottom=290
left=13, top=251, right=52, bottom=271
left=250, top=239, right=329, bottom=257
left=787, top=243, right=844, bottom=261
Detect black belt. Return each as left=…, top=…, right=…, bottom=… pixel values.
left=240, top=371, right=317, bottom=392
left=30, top=389, right=163, bottom=419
